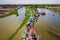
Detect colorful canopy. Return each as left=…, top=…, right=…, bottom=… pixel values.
left=22, top=34, right=26, bottom=37
left=29, top=16, right=34, bottom=22
left=30, top=29, right=35, bottom=33
left=22, top=34, right=26, bottom=40
left=27, top=22, right=31, bottom=24
left=24, top=30, right=28, bottom=34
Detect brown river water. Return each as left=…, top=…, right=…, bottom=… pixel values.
left=0, top=7, right=60, bottom=40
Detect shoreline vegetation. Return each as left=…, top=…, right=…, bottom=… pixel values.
left=0, top=5, right=60, bottom=40
left=0, top=9, right=18, bottom=18
left=26, top=5, right=60, bottom=14
left=7, top=6, right=34, bottom=40
left=0, top=5, right=60, bottom=18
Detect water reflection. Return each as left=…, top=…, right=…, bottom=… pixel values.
left=0, top=7, right=25, bottom=40
left=0, top=7, right=60, bottom=40
left=37, top=8, right=60, bottom=30
left=37, top=8, right=60, bottom=35
left=17, top=7, right=25, bottom=21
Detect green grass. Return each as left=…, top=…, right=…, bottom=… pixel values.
left=16, top=15, right=30, bottom=31
left=0, top=9, right=18, bottom=18
left=31, top=8, right=34, bottom=15
left=7, top=7, right=34, bottom=40
left=7, top=15, right=30, bottom=40
left=16, top=6, right=34, bottom=36
left=25, top=7, right=31, bottom=16
left=25, top=6, right=34, bottom=16
left=16, top=6, right=34, bottom=32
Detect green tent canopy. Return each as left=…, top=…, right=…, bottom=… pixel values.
left=23, top=30, right=28, bottom=34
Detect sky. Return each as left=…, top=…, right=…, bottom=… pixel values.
left=0, top=0, right=60, bottom=4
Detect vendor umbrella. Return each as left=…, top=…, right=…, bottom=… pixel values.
left=22, top=34, right=26, bottom=37
left=21, top=34, right=26, bottom=40
left=29, top=16, right=34, bottom=22
left=27, top=22, right=31, bottom=24
left=30, top=29, right=35, bottom=33
left=24, top=30, right=28, bottom=34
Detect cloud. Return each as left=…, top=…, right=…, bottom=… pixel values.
left=0, top=0, right=60, bottom=4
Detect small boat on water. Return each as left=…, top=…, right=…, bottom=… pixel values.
left=41, top=11, right=46, bottom=15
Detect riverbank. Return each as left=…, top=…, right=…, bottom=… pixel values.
left=0, top=9, right=18, bottom=18
left=7, top=6, right=34, bottom=40
left=0, top=6, right=60, bottom=40
left=0, top=7, right=24, bottom=40
left=0, top=5, right=60, bottom=18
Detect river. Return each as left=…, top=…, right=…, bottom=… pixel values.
left=0, top=7, right=25, bottom=40
left=0, top=7, right=60, bottom=40
left=34, top=8, right=60, bottom=40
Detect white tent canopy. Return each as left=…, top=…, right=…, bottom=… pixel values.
left=0, top=0, right=60, bottom=4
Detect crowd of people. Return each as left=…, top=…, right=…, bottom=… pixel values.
left=21, top=7, right=40, bottom=40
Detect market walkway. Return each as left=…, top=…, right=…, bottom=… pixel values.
left=12, top=8, right=60, bottom=40
left=0, top=6, right=60, bottom=40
